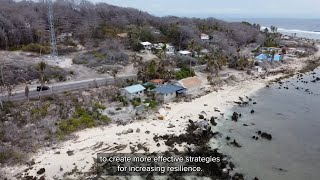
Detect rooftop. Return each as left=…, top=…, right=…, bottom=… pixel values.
left=150, top=79, right=165, bottom=84
left=123, top=84, right=146, bottom=94
left=154, top=84, right=185, bottom=94
left=141, top=42, right=152, bottom=46
left=177, top=76, right=202, bottom=89
left=178, top=50, right=191, bottom=55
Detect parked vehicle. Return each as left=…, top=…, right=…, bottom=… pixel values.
left=36, top=86, right=50, bottom=91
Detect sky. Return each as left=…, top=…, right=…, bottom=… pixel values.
left=89, top=0, right=320, bottom=19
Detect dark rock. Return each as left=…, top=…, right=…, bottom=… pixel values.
left=261, top=132, right=272, bottom=140
left=251, top=110, right=255, bottom=114
left=66, top=150, right=74, bottom=156
left=199, top=114, right=205, bottom=119
left=253, top=102, right=257, bottom=104
left=145, top=131, right=150, bottom=134
left=156, top=143, right=160, bottom=147
left=37, top=168, right=45, bottom=175
left=243, top=124, right=248, bottom=126
left=231, top=139, right=242, bottom=148
left=232, top=112, right=239, bottom=122
left=210, top=116, right=217, bottom=126
left=226, top=136, right=230, bottom=140
left=252, top=136, right=256, bottom=139
left=257, top=131, right=262, bottom=135
left=136, top=128, right=141, bottom=133
left=253, top=177, right=259, bottom=180
left=255, top=137, right=259, bottom=140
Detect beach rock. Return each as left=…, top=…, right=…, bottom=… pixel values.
left=243, top=124, right=248, bottom=126
left=232, top=172, right=244, bottom=180
left=255, top=137, right=259, bottom=140
left=136, top=128, right=141, bottom=133
left=66, top=150, right=74, bottom=156
left=261, top=132, right=272, bottom=140
left=199, top=114, right=205, bottom=119
left=253, top=102, right=257, bottom=104
left=257, top=131, right=262, bottom=135
left=232, top=112, right=239, bottom=122
left=251, top=110, right=255, bottom=114
left=156, top=143, right=160, bottom=147
left=127, top=128, right=133, bottom=133
left=226, top=136, right=231, bottom=140
left=168, top=123, right=175, bottom=128
left=253, top=177, right=259, bottom=180
left=204, top=104, right=208, bottom=106
left=36, top=168, right=45, bottom=175
left=231, top=139, right=242, bottom=148
left=210, top=117, right=217, bottom=126
left=145, top=131, right=150, bottom=134
left=252, top=136, right=256, bottom=139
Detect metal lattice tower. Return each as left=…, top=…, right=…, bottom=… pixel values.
left=47, top=0, right=58, bottom=59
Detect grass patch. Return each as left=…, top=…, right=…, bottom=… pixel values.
left=21, top=43, right=51, bottom=54
left=56, top=106, right=111, bottom=139
left=175, top=66, right=195, bottom=80
left=31, top=102, right=51, bottom=118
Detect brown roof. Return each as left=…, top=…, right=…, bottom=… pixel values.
left=150, top=79, right=165, bottom=84
left=178, top=76, right=202, bottom=89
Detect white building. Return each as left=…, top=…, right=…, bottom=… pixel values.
left=57, top=32, right=73, bottom=41
left=200, top=33, right=210, bottom=40
left=141, top=42, right=152, bottom=50
left=178, top=50, right=191, bottom=57
left=120, top=84, right=146, bottom=100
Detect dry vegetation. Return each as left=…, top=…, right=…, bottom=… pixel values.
left=0, top=86, right=119, bottom=165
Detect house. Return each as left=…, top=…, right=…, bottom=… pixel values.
left=166, top=44, right=175, bottom=55
left=120, top=84, right=146, bottom=100
left=273, top=54, right=283, bottom=61
left=200, top=33, right=210, bottom=40
left=178, top=50, right=191, bottom=57
left=255, top=54, right=269, bottom=61
left=57, top=32, right=73, bottom=41
left=141, top=42, right=152, bottom=50
left=175, top=76, right=202, bottom=94
left=154, top=84, right=186, bottom=103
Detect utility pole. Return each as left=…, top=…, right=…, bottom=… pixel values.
left=47, top=0, right=58, bottom=59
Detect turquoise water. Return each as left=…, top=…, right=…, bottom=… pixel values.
left=216, top=69, right=320, bottom=180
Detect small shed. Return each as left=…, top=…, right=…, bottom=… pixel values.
left=141, top=42, right=152, bottom=50
left=178, top=50, right=191, bottom=56
left=154, top=84, right=185, bottom=103
left=274, top=54, right=283, bottom=61
left=120, top=84, right=146, bottom=100
left=255, top=54, right=269, bottom=61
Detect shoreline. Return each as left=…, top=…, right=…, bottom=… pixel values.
left=2, top=45, right=320, bottom=179
left=1, top=74, right=280, bottom=179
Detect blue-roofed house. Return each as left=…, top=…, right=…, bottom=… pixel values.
left=120, top=84, right=146, bottom=100
left=154, top=84, right=186, bottom=103
left=255, top=54, right=269, bottom=61
left=273, top=54, right=283, bottom=61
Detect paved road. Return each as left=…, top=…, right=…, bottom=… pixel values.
left=1, top=74, right=137, bottom=102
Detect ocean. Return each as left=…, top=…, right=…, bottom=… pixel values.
left=216, top=69, right=320, bottom=179
left=224, top=18, right=320, bottom=40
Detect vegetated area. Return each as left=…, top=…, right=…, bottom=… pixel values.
left=0, top=86, right=119, bottom=165
left=0, top=0, right=265, bottom=67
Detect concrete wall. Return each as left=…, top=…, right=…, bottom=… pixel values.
left=156, top=92, right=176, bottom=103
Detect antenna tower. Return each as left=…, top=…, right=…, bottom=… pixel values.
left=47, top=0, right=58, bottom=59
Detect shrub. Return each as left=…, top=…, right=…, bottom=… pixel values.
left=175, top=66, right=195, bottom=80
left=21, top=43, right=50, bottom=54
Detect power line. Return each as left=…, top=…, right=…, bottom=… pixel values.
left=47, top=0, right=58, bottom=59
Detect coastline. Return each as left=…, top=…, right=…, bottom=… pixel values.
left=1, top=74, right=281, bottom=179
left=2, top=45, right=320, bottom=179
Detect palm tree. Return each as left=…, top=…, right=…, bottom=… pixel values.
left=36, top=61, right=47, bottom=100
